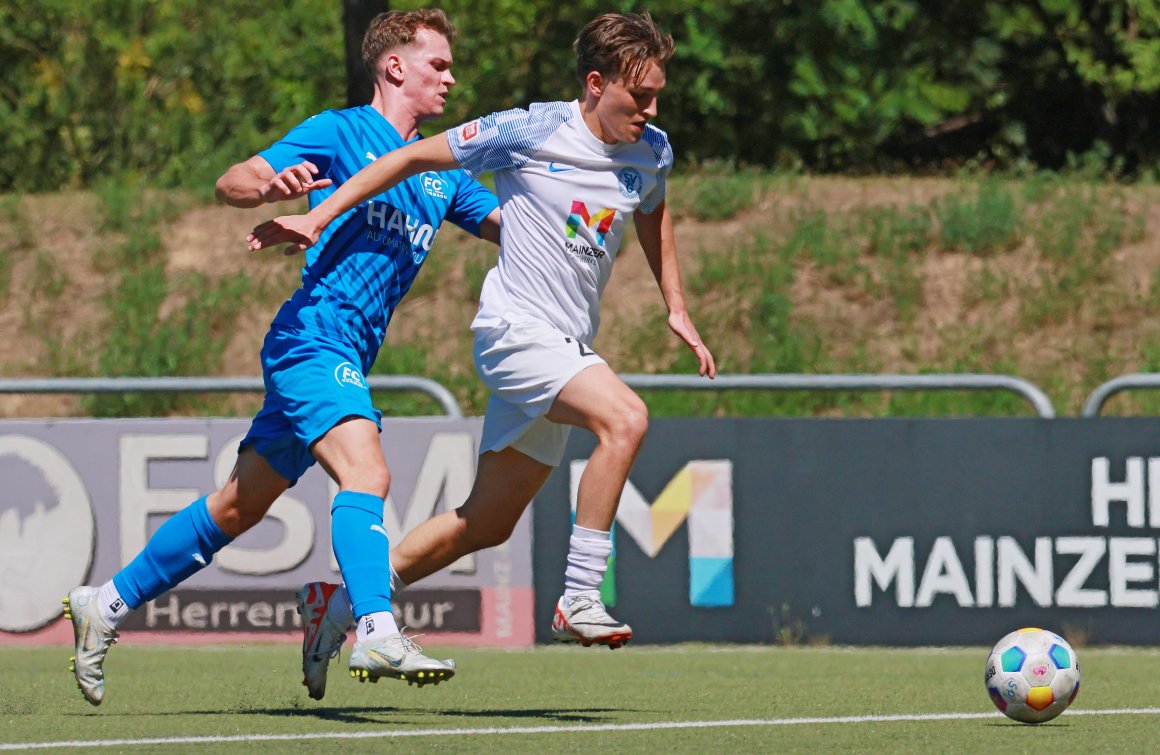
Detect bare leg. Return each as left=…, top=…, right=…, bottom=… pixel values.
left=206, top=445, right=292, bottom=537
left=547, top=363, right=648, bottom=530
left=391, top=446, right=553, bottom=585
left=310, top=416, right=391, bottom=497
left=393, top=364, right=647, bottom=586
left=540, top=364, right=646, bottom=648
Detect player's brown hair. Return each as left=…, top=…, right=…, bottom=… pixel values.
left=573, top=12, right=675, bottom=86
left=362, top=9, right=457, bottom=73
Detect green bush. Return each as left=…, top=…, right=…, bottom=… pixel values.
left=1, top=0, right=343, bottom=192
left=10, top=1, right=1160, bottom=191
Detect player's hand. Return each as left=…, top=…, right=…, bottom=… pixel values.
left=668, top=310, right=716, bottom=378
left=259, top=161, right=333, bottom=203
left=247, top=215, right=322, bottom=255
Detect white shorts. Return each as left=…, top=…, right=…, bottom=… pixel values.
left=473, top=318, right=606, bottom=467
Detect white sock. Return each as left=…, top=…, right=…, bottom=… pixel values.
left=563, top=525, right=612, bottom=599
left=326, top=584, right=354, bottom=629
left=356, top=610, right=399, bottom=642
left=97, top=580, right=131, bottom=627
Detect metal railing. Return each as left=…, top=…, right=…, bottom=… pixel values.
left=0, top=373, right=1059, bottom=419
left=0, top=376, right=464, bottom=418
left=620, top=373, right=1056, bottom=418
left=1081, top=374, right=1160, bottom=417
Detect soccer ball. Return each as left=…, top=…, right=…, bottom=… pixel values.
left=984, top=627, right=1080, bottom=724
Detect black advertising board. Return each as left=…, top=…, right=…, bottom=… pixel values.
left=534, top=418, right=1160, bottom=645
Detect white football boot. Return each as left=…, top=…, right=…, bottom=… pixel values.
left=296, top=582, right=352, bottom=701
left=63, top=586, right=119, bottom=706
left=348, top=631, right=455, bottom=687
left=551, top=592, right=633, bottom=649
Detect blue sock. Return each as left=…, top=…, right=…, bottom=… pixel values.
left=112, top=496, right=232, bottom=609
left=331, top=490, right=392, bottom=618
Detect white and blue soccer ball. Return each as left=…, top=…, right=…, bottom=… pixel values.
left=984, top=627, right=1081, bottom=724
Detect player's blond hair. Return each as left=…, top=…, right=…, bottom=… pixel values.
left=362, top=9, right=457, bottom=73
left=573, top=12, right=675, bottom=86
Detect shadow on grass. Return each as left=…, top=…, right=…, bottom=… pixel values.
left=74, top=705, right=637, bottom=725
left=436, top=707, right=635, bottom=722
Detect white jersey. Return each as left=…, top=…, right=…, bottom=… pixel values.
left=448, top=100, right=673, bottom=344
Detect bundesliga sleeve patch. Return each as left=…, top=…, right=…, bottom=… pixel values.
left=461, top=121, right=480, bottom=141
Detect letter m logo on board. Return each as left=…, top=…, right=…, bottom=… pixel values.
left=569, top=460, right=734, bottom=608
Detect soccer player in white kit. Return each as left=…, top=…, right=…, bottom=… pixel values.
left=249, top=12, right=715, bottom=657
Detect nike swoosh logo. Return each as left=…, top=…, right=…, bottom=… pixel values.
left=369, top=650, right=403, bottom=667
left=548, top=163, right=575, bottom=173
left=570, top=620, right=624, bottom=628
left=370, top=524, right=389, bottom=538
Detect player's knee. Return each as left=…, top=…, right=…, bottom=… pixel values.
left=342, top=466, right=391, bottom=499
left=606, top=396, right=649, bottom=450
left=626, top=397, right=649, bottom=441
left=471, top=525, right=515, bottom=550
left=456, top=506, right=515, bottom=549
left=365, top=466, right=391, bottom=499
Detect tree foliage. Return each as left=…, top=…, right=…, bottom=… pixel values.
left=4, top=0, right=1160, bottom=192
left=984, top=0, right=1160, bottom=171
left=0, top=0, right=343, bottom=192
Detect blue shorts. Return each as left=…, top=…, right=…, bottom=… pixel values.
left=240, top=326, right=382, bottom=485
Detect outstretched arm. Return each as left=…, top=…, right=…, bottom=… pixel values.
left=215, top=156, right=333, bottom=208
left=633, top=201, right=716, bottom=378
left=247, top=133, right=460, bottom=253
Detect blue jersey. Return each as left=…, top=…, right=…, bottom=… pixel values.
left=259, top=106, right=498, bottom=368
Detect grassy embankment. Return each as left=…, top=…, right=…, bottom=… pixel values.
left=2, top=167, right=1158, bottom=419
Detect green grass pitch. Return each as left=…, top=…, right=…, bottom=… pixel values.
left=3, top=643, right=1159, bottom=752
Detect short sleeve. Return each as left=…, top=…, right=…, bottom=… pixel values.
left=639, top=126, right=674, bottom=215
left=446, top=175, right=500, bottom=237
left=258, top=111, right=340, bottom=177
left=447, top=102, right=572, bottom=179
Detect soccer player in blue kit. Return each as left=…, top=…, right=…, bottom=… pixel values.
left=63, top=8, right=500, bottom=706
left=250, top=11, right=716, bottom=693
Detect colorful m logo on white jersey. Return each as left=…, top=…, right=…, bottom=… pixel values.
left=569, top=460, right=734, bottom=607
left=566, top=201, right=616, bottom=247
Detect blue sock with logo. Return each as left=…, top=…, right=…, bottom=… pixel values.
left=112, top=496, right=233, bottom=610
left=331, top=490, right=393, bottom=619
